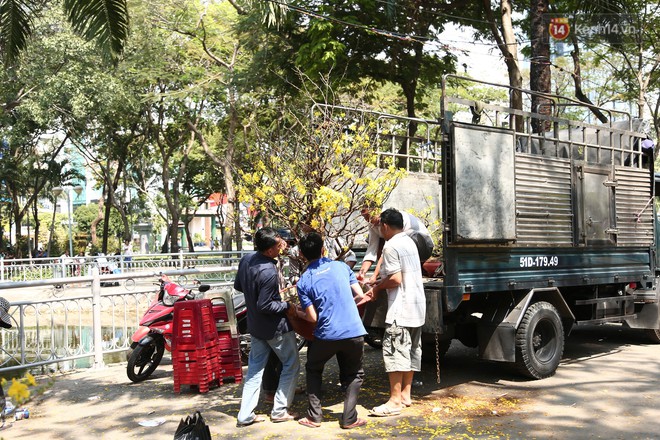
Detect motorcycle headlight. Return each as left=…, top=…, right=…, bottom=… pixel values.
left=162, top=291, right=178, bottom=306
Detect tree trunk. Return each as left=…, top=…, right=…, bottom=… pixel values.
left=169, top=214, right=180, bottom=254
left=102, top=184, right=113, bottom=254
left=530, top=0, right=552, bottom=133
left=12, top=202, right=23, bottom=258
left=568, top=31, right=608, bottom=123
left=234, top=199, right=242, bottom=251
left=47, top=197, right=58, bottom=257
left=486, top=0, right=524, bottom=131
left=91, top=196, right=104, bottom=248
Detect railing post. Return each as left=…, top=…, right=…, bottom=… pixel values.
left=0, top=256, right=4, bottom=282
left=91, top=267, right=105, bottom=369
left=179, top=249, right=184, bottom=270
left=19, top=304, right=26, bottom=365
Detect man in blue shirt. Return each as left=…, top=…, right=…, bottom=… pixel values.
left=235, top=228, right=300, bottom=427
left=294, top=231, right=368, bottom=430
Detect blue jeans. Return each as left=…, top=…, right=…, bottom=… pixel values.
left=237, top=331, right=300, bottom=423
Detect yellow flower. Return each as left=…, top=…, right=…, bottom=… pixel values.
left=7, top=379, right=30, bottom=405
left=24, top=373, right=36, bottom=387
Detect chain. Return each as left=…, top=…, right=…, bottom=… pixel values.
left=435, top=331, right=441, bottom=384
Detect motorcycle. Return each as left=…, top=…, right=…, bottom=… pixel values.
left=126, top=275, right=210, bottom=383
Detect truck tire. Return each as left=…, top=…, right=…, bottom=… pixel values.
left=515, top=301, right=564, bottom=379
left=646, top=329, right=660, bottom=343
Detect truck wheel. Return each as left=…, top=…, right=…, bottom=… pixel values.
left=646, top=329, right=660, bottom=343
left=515, top=301, right=564, bottom=379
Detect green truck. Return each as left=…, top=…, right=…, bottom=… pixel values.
left=351, top=75, right=659, bottom=379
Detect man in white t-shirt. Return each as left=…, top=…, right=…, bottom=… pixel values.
left=362, top=208, right=426, bottom=417
left=357, top=206, right=434, bottom=285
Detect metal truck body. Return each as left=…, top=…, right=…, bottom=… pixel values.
left=328, top=75, right=659, bottom=379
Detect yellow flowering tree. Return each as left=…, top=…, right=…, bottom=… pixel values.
left=238, top=104, right=406, bottom=249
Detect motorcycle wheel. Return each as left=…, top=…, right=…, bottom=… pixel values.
left=296, top=334, right=306, bottom=350
left=127, top=337, right=165, bottom=383
left=364, top=327, right=385, bottom=349
left=239, top=333, right=251, bottom=366
left=125, top=341, right=138, bottom=362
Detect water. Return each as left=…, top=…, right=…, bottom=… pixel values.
left=0, top=324, right=134, bottom=380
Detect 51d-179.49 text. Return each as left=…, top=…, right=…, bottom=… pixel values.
left=519, top=256, right=559, bottom=268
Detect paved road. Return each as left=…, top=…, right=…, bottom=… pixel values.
left=3, top=324, right=660, bottom=440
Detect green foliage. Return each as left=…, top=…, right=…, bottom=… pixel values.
left=63, top=0, right=129, bottom=62
left=234, top=0, right=457, bottom=116
left=0, top=0, right=128, bottom=65
left=74, top=202, right=123, bottom=240
left=0, top=0, right=37, bottom=64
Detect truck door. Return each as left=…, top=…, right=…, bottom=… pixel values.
left=577, top=166, right=616, bottom=245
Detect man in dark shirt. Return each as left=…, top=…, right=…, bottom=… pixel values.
left=236, top=228, right=300, bottom=427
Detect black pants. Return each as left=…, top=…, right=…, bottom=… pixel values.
left=305, top=336, right=364, bottom=426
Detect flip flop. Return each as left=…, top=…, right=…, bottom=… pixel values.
left=271, top=412, right=297, bottom=423
left=369, top=404, right=402, bottom=417
left=236, top=415, right=266, bottom=428
left=298, top=417, right=321, bottom=428
left=341, top=418, right=367, bottom=429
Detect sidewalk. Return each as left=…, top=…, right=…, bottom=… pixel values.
left=4, top=325, right=660, bottom=439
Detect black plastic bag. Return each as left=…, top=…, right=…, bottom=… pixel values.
left=173, top=411, right=211, bottom=440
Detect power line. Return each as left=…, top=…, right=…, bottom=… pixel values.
left=267, top=0, right=438, bottom=45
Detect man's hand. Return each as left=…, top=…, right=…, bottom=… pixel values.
left=356, top=288, right=375, bottom=306
left=366, top=275, right=378, bottom=286
left=286, top=301, right=297, bottom=318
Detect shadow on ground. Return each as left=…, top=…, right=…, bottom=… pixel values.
left=5, top=324, right=659, bottom=439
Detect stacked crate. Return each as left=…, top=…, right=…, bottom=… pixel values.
left=172, top=299, right=220, bottom=393
left=211, top=293, right=243, bottom=384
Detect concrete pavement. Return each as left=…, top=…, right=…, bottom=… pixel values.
left=2, top=323, right=660, bottom=439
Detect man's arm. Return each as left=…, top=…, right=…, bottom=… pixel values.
left=357, top=227, right=381, bottom=281
left=256, top=272, right=290, bottom=315
left=292, top=304, right=318, bottom=323
left=351, top=282, right=367, bottom=304
left=363, top=271, right=402, bottom=302
left=366, top=256, right=384, bottom=285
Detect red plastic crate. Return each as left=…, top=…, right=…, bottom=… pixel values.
left=212, top=303, right=229, bottom=323
left=172, top=300, right=218, bottom=351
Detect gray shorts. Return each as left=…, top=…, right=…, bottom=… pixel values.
left=382, top=323, right=422, bottom=372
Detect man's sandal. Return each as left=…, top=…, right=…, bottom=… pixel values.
left=236, top=415, right=266, bottom=428
left=298, top=417, right=321, bottom=428
left=340, top=418, right=367, bottom=429
left=369, top=404, right=402, bottom=417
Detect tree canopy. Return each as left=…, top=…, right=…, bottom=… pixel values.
left=0, top=0, right=658, bottom=256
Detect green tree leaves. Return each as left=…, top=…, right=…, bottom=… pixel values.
left=1, top=0, right=128, bottom=65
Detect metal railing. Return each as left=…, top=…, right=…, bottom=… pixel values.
left=0, top=266, right=237, bottom=374
left=0, top=250, right=249, bottom=283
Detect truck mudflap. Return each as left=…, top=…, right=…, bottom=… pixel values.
left=624, top=282, right=660, bottom=329
left=474, top=287, right=575, bottom=378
